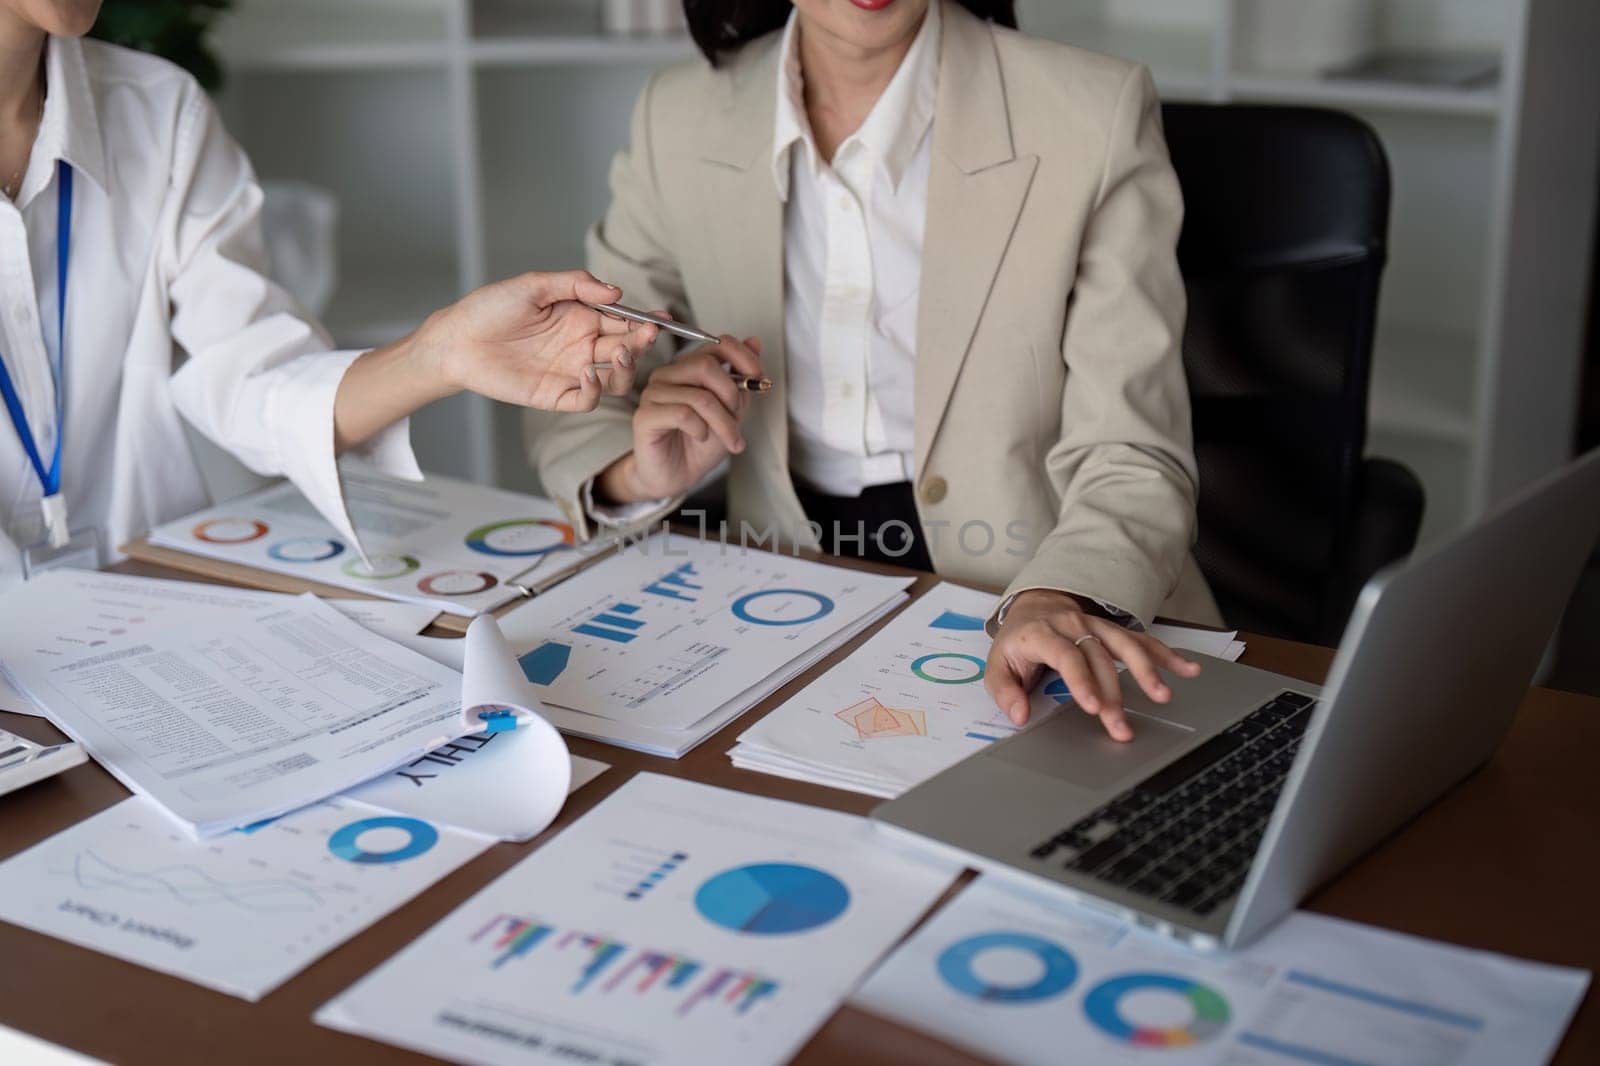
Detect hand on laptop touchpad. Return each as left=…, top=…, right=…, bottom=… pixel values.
left=993, top=710, right=1196, bottom=792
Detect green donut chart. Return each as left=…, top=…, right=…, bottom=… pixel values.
left=911, top=652, right=986, bottom=684
left=342, top=553, right=421, bottom=580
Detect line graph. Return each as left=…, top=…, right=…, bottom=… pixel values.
left=56, top=850, right=325, bottom=912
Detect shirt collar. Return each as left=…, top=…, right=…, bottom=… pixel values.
left=22, top=35, right=109, bottom=204
left=771, top=0, right=942, bottom=203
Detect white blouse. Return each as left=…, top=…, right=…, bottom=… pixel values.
left=0, top=36, right=417, bottom=588
left=771, top=0, right=939, bottom=496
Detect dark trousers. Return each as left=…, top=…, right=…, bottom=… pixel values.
left=792, top=478, right=934, bottom=572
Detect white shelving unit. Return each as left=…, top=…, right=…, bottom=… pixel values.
left=211, top=0, right=1599, bottom=541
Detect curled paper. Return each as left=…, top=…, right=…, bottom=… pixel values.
left=346, top=616, right=573, bottom=841
left=462, top=614, right=549, bottom=734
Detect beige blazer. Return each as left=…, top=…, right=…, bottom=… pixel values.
left=531, top=0, right=1221, bottom=629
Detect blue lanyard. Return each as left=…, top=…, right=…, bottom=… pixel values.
left=0, top=160, right=71, bottom=501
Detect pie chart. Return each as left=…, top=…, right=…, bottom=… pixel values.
left=694, top=863, right=850, bottom=935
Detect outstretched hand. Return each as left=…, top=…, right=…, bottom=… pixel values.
left=416, top=269, right=659, bottom=412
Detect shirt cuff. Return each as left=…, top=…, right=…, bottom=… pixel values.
left=580, top=476, right=675, bottom=529
left=262, top=349, right=422, bottom=556
left=989, top=589, right=1143, bottom=636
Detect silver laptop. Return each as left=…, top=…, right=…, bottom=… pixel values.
left=874, top=446, right=1600, bottom=950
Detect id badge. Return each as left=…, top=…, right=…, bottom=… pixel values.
left=21, top=526, right=104, bottom=578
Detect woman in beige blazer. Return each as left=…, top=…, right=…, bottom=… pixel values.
left=531, top=0, right=1220, bottom=741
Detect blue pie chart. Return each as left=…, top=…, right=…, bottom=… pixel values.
left=694, top=863, right=850, bottom=935
left=327, top=816, right=438, bottom=864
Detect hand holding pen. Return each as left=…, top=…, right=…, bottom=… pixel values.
left=588, top=306, right=769, bottom=506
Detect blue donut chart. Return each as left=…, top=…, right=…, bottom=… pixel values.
left=327, top=816, right=439, bottom=864
left=730, top=589, right=835, bottom=627
left=267, top=536, right=345, bottom=563
left=937, top=931, right=1079, bottom=1004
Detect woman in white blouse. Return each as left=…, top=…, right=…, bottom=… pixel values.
left=533, top=0, right=1218, bottom=742
left=0, top=0, right=654, bottom=587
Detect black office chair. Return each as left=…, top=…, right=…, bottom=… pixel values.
left=1161, top=103, right=1425, bottom=646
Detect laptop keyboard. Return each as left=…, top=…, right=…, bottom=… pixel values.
left=1029, top=690, right=1318, bottom=919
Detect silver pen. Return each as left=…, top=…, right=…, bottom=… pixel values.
left=585, top=301, right=773, bottom=392
left=584, top=301, right=720, bottom=346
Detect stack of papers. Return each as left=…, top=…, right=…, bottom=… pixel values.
left=731, top=583, right=1245, bottom=798
left=0, top=571, right=588, bottom=840
left=0, top=571, right=476, bottom=837
left=316, top=773, right=960, bottom=1066
left=494, top=534, right=915, bottom=757
left=0, top=574, right=613, bottom=1001
left=147, top=470, right=615, bottom=617
left=854, top=876, right=1589, bottom=1065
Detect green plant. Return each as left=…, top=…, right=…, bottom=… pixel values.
left=90, top=0, right=234, bottom=92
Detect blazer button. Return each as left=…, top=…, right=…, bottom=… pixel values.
left=920, top=476, right=948, bottom=505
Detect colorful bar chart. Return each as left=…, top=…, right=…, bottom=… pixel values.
left=604, top=950, right=702, bottom=995
left=466, top=915, right=780, bottom=1018
left=560, top=931, right=628, bottom=993
left=679, top=968, right=781, bottom=1016
left=473, top=914, right=554, bottom=969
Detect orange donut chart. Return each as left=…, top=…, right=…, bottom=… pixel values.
left=464, top=518, right=575, bottom=558
left=193, top=518, right=269, bottom=545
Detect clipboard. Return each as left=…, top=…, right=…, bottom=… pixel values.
left=120, top=536, right=622, bottom=635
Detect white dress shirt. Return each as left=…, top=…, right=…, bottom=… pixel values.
left=773, top=1, right=939, bottom=497
left=0, top=36, right=418, bottom=588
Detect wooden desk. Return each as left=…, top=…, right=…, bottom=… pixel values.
left=1, top=567, right=1595, bottom=1065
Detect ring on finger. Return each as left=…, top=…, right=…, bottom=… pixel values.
left=1073, top=634, right=1102, bottom=648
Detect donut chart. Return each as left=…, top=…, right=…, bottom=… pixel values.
left=730, top=589, right=835, bottom=627
left=1044, top=677, right=1073, bottom=704
left=1083, top=972, right=1230, bottom=1048
left=327, top=816, right=439, bottom=864
left=193, top=518, right=268, bottom=545
left=911, top=652, right=986, bottom=685
left=267, top=536, right=345, bottom=563
left=694, top=863, right=850, bottom=935
left=937, top=931, right=1079, bottom=1004
left=418, top=570, right=498, bottom=597
left=342, top=554, right=421, bottom=580
left=464, top=518, right=575, bottom=558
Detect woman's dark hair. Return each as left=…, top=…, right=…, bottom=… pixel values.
left=684, top=1, right=1017, bottom=65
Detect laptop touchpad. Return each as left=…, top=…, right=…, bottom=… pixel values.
left=993, top=711, right=1196, bottom=792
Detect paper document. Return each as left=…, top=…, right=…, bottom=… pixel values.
left=0, top=794, right=493, bottom=1001
left=0, top=572, right=475, bottom=836
left=0, top=576, right=437, bottom=718
left=496, top=534, right=914, bottom=757
left=731, top=583, right=1246, bottom=798
left=854, top=876, right=1589, bottom=1066
left=148, top=470, right=614, bottom=617
left=326, top=599, right=439, bottom=641
left=316, top=773, right=960, bottom=1066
